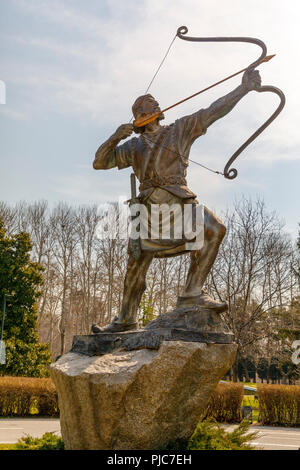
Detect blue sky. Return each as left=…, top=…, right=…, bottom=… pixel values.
left=0, top=0, right=299, bottom=237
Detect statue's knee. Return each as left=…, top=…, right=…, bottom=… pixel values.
left=218, top=222, right=226, bottom=240
left=210, top=221, right=226, bottom=242
left=204, top=208, right=226, bottom=240
left=205, top=220, right=226, bottom=242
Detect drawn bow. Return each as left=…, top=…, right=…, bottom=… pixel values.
left=134, top=26, right=286, bottom=180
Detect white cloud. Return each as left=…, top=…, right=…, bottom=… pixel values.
left=3, top=34, right=100, bottom=62
left=13, top=0, right=113, bottom=38
left=0, top=107, right=28, bottom=121
left=6, top=0, right=297, bottom=163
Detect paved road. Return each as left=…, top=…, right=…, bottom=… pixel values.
left=251, top=425, right=300, bottom=450
left=224, top=424, right=300, bottom=450
left=0, top=419, right=299, bottom=450
left=0, top=418, right=60, bottom=444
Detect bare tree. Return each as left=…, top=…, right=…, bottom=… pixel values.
left=1, top=197, right=298, bottom=363
left=50, top=203, right=77, bottom=355
left=208, top=197, right=297, bottom=380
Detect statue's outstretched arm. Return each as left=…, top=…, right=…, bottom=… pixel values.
left=201, top=68, right=261, bottom=129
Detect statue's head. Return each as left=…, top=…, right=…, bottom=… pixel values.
left=132, top=94, right=164, bottom=133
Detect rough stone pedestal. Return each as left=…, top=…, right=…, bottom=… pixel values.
left=51, top=341, right=237, bottom=450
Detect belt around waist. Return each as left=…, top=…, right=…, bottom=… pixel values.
left=139, top=175, right=187, bottom=191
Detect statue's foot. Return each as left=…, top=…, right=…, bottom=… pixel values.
left=177, top=289, right=228, bottom=313
left=91, top=317, right=138, bottom=334
left=198, top=289, right=228, bottom=312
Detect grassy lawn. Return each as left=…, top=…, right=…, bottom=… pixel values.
left=242, top=394, right=259, bottom=422
left=0, top=444, right=16, bottom=450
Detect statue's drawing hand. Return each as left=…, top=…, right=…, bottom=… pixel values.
left=113, top=124, right=134, bottom=140
left=242, top=69, right=262, bottom=91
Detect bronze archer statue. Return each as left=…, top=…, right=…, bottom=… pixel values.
left=92, top=67, right=262, bottom=333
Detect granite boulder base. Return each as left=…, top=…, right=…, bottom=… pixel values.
left=51, top=340, right=237, bottom=450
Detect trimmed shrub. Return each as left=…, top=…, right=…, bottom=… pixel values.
left=166, top=419, right=258, bottom=450
left=0, top=376, right=58, bottom=416
left=15, top=422, right=258, bottom=451
left=15, top=432, right=64, bottom=450
left=258, top=384, right=300, bottom=426
left=188, top=419, right=258, bottom=450
left=203, top=383, right=244, bottom=423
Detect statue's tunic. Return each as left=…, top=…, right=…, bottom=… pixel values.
left=112, top=110, right=207, bottom=257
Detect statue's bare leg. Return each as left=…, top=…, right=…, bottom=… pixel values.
left=92, top=251, right=154, bottom=333
left=178, top=206, right=227, bottom=311
left=118, top=251, right=154, bottom=324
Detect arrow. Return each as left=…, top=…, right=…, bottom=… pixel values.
left=134, top=54, right=275, bottom=128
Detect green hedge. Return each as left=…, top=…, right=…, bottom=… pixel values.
left=0, top=376, right=58, bottom=416
left=202, top=383, right=244, bottom=423
left=258, top=384, right=300, bottom=426
left=5, top=377, right=299, bottom=426
left=0, top=378, right=245, bottom=420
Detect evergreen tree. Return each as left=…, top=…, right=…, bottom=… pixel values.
left=257, top=357, right=268, bottom=383
left=139, top=294, right=156, bottom=326
left=0, top=221, right=51, bottom=377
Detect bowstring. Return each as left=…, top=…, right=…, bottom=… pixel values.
left=129, top=32, right=222, bottom=176
left=129, top=33, right=177, bottom=123
left=144, top=33, right=177, bottom=94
